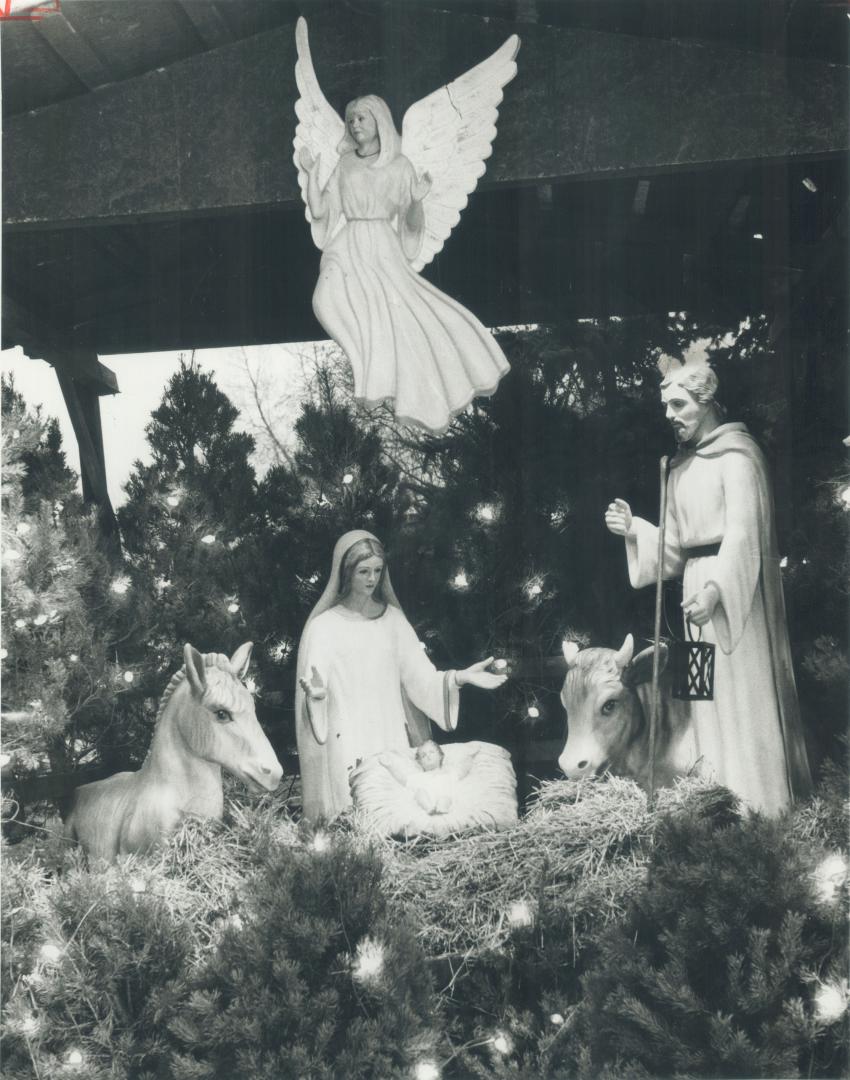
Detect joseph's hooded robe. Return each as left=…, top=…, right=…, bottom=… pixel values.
left=625, top=422, right=812, bottom=815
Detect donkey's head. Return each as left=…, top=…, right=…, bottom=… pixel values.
left=177, top=642, right=283, bottom=793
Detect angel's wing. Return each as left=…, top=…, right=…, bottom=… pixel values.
left=401, top=34, right=520, bottom=272
left=293, top=17, right=346, bottom=245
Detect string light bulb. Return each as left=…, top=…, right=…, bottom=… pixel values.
left=813, top=980, right=850, bottom=1024
left=200, top=534, right=216, bottom=545
left=270, top=639, right=293, bottom=663
left=492, top=1030, right=513, bottom=1055
left=352, top=937, right=385, bottom=986
left=415, top=1062, right=441, bottom=1080
left=452, top=571, right=469, bottom=590
left=507, top=899, right=535, bottom=928
left=812, top=852, right=848, bottom=906
left=475, top=502, right=498, bottom=524
left=20, top=1013, right=38, bottom=1035
left=39, top=942, right=62, bottom=963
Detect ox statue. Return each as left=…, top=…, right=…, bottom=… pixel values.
left=64, top=642, right=283, bottom=862
left=558, top=634, right=698, bottom=791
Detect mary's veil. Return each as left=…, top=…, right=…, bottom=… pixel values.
left=294, top=530, right=432, bottom=747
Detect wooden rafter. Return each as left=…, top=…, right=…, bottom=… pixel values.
left=5, top=11, right=847, bottom=229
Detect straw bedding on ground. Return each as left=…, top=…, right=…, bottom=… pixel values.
left=8, top=770, right=838, bottom=971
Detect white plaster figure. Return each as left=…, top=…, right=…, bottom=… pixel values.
left=295, top=530, right=507, bottom=821
left=293, top=17, right=519, bottom=432
left=377, top=739, right=476, bottom=815
left=604, top=354, right=812, bottom=814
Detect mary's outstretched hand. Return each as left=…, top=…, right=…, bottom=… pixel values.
left=456, top=657, right=508, bottom=691
left=300, top=665, right=327, bottom=701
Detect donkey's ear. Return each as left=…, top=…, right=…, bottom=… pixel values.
left=230, top=642, right=253, bottom=680
left=621, top=642, right=669, bottom=688
left=183, top=644, right=207, bottom=698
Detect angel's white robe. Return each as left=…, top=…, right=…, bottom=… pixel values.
left=296, top=604, right=459, bottom=821
left=311, top=151, right=509, bottom=433
left=625, top=423, right=811, bottom=815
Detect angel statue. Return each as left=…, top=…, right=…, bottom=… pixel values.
left=293, top=17, right=520, bottom=433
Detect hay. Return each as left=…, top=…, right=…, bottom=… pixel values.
left=5, top=772, right=731, bottom=973
left=3, top=786, right=304, bottom=967
left=366, top=774, right=729, bottom=961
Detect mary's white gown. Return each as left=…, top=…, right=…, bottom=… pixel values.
left=295, top=604, right=459, bottom=821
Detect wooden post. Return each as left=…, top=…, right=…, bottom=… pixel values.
left=54, top=364, right=120, bottom=553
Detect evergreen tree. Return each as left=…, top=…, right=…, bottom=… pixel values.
left=571, top=806, right=849, bottom=1078
left=0, top=384, right=120, bottom=818
left=166, top=838, right=440, bottom=1080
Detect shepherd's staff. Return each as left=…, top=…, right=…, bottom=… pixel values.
left=648, top=455, right=669, bottom=809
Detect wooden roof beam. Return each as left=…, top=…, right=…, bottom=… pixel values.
left=2, top=294, right=119, bottom=394
left=34, top=8, right=113, bottom=91
left=4, top=9, right=848, bottom=229
left=176, top=1, right=234, bottom=50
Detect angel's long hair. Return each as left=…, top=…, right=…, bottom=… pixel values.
left=337, top=95, right=401, bottom=168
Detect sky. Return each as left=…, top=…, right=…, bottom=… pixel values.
left=0, top=343, right=316, bottom=506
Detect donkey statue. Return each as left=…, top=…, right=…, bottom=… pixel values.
left=64, top=642, right=283, bottom=861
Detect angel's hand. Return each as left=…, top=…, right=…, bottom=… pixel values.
left=411, top=170, right=432, bottom=202
left=298, top=147, right=319, bottom=173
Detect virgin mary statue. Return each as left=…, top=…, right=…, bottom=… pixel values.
left=295, top=530, right=506, bottom=821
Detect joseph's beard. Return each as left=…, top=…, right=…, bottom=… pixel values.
left=672, top=424, right=690, bottom=444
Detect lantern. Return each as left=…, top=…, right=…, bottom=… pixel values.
left=670, top=620, right=715, bottom=701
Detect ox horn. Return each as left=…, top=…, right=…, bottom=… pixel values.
left=562, top=640, right=580, bottom=668
left=613, top=633, right=635, bottom=671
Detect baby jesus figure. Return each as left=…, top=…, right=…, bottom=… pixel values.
left=378, top=740, right=475, bottom=815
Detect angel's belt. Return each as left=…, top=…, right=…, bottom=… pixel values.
left=345, top=216, right=390, bottom=222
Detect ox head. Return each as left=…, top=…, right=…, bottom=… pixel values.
left=557, top=634, right=668, bottom=780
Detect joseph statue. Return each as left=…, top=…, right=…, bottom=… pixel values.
left=605, top=355, right=811, bottom=814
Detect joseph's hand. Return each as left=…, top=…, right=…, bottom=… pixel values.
left=682, top=584, right=719, bottom=627
left=605, top=498, right=634, bottom=537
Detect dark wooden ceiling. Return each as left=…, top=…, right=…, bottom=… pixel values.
left=4, top=0, right=846, bottom=122
left=2, top=0, right=847, bottom=360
